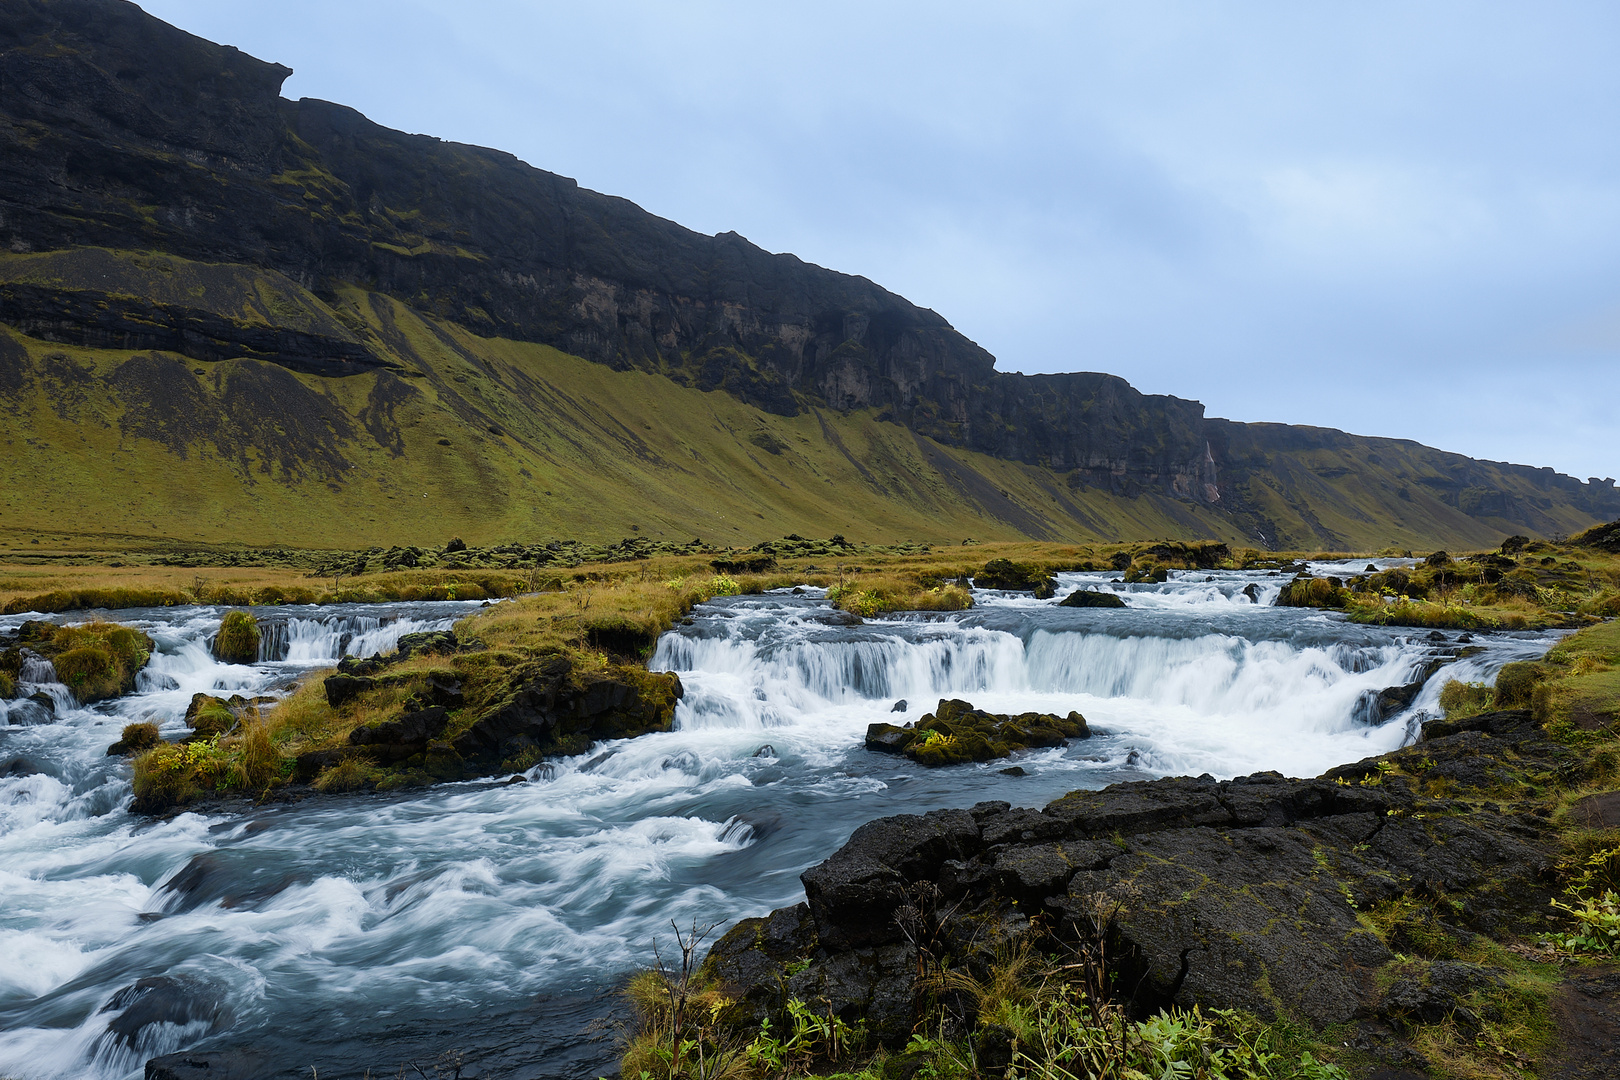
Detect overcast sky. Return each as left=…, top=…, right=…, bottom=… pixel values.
left=141, top=1, right=1620, bottom=482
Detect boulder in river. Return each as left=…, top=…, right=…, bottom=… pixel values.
left=106, top=721, right=160, bottom=755
left=212, top=611, right=260, bottom=664
left=863, top=698, right=1088, bottom=766
left=1058, top=589, right=1126, bottom=608
left=1275, top=574, right=1350, bottom=609
left=974, top=559, right=1056, bottom=597
left=99, top=974, right=230, bottom=1048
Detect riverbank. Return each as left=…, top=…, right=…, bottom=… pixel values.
left=618, top=619, right=1620, bottom=1080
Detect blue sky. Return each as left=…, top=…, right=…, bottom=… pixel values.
left=141, top=1, right=1620, bottom=482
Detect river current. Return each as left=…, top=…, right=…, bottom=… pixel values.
left=0, top=563, right=1560, bottom=1079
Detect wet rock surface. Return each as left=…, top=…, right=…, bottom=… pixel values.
left=710, top=710, right=1571, bottom=1048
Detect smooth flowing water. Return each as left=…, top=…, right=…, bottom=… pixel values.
left=0, top=565, right=1560, bottom=1079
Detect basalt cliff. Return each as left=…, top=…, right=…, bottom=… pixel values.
left=1, top=0, right=1616, bottom=550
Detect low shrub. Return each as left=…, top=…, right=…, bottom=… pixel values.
left=1550, top=845, right=1620, bottom=955
left=708, top=575, right=743, bottom=597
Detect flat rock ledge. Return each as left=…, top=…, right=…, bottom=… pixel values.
left=706, top=710, right=1581, bottom=1067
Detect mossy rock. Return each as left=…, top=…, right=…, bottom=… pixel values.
left=1276, top=575, right=1350, bottom=609
left=185, top=693, right=236, bottom=738
left=1059, top=589, right=1126, bottom=608
left=0, top=670, right=13, bottom=699
left=51, top=646, right=122, bottom=702
left=1122, top=558, right=1170, bottom=584
left=107, top=721, right=160, bottom=755
left=213, top=610, right=261, bottom=664
left=22, top=621, right=153, bottom=703
left=895, top=698, right=1089, bottom=767
left=976, top=558, right=1056, bottom=595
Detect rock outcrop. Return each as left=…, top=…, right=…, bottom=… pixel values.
left=707, top=710, right=1571, bottom=1059
left=1059, top=588, right=1127, bottom=608
left=864, top=698, right=1089, bottom=766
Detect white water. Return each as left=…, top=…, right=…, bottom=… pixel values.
left=0, top=569, right=1562, bottom=1079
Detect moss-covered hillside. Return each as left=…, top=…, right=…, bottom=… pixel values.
left=0, top=248, right=1610, bottom=554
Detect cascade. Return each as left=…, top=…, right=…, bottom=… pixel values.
left=0, top=571, right=1563, bottom=1080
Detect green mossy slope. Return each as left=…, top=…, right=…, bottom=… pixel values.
left=0, top=248, right=1608, bottom=552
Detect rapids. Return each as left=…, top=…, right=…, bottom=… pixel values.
left=0, top=565, right=1561, bottom=1079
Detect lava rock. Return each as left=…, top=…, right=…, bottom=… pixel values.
left=864, top=723, right=914, bottom=754
left=323, top=673, right=375, bottom=708
left=1059, top=589, right=1127, bottom=608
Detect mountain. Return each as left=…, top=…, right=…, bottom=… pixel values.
left=1, top=0, right=1614, bottom=552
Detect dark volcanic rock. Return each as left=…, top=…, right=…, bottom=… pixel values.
left=101, top=975, right=229, bottom=1048
left=1059, top=589, right=1127, bottom=608
left=348, top=706, right=448, bottom=762
left=449, top=656, right=682, bottom=767
left=705, top=711, right=1567, bottom=1046
left=323, top=673, right=375, bottom=708
left=145, top=1051, right=268, bottom=1080
left=863, top=698, right=1089, bottom=767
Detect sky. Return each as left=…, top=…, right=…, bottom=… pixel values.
left=140, top=1, right=1620, bottom=482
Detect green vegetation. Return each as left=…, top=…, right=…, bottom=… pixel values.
left=827, top=577, right=972, bottom=617
left=1548, top=846, right=1620, bottom=955
left=2, top=620, right=154, bottom=703
left=213, top=611, right=260, bottom=664
left=1260, top=538, right=1620, bottom=631
left=618, top=925, right=1347, bottom=1080
left=1275, top=576, right=1350, bottom=609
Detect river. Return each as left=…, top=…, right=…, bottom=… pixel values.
left=0, top=562, right=1559, bottom=1079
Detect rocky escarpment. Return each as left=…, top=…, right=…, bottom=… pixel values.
left=3, top=0, right=1617, bottom=545
left=0, top=0, right=1212, bottom=497
left=704, top=710, right=1586, bottom=1069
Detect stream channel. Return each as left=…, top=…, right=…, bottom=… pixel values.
left=0, top=562, right=1562, bottom=1079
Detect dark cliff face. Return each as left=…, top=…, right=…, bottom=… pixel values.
left=1, top=0, right=1615, bottom=542
left=0, top=0, right=1213, bottom=497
